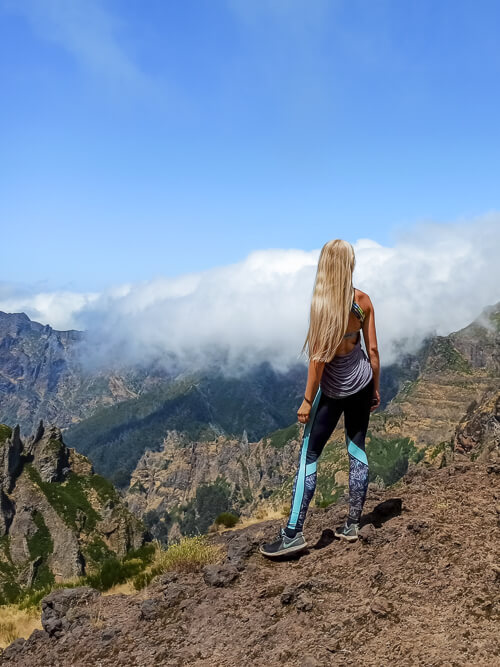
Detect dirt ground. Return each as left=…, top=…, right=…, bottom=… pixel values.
left=1, top=459, right=499, bottom=667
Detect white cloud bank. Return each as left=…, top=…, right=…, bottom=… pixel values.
left=1, top=214, right=499, bottom=375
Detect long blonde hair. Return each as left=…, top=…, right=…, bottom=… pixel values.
left=301, top=239, right=355, bottom=362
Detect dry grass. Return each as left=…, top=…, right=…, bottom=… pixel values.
left=151, top=536, right=223, bottom=575
left=89, top=597, right=105, bottom=629
left=101, top=581, right=136, bottom=597
left=0, top=605, right=42, bottom=649
left=230, top=506, right=288, bottom=531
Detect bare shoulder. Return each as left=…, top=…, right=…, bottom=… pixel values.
left=354, top=288, right=373, bottom=313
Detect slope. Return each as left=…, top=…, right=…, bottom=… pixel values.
left=1, top=451, right=499, bottom=666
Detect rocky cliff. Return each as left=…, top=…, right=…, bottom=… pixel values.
left=0, top=421, right=144, bottom=602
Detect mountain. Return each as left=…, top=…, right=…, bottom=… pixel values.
left=0, top=420, right=144, bottom=603
left=0, top=310, right=414, bottom=489
left=369, top=301, right=500, bottom=450
left=1, top=427, right=498, bottom=665
left=124, top=303, right=500, bottom=543
left=0, top=311, right=175, bottom=438
left=62, top=362, right=308, bottom=488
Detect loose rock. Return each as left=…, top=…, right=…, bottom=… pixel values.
left=203, top=563, right=239, bottom=587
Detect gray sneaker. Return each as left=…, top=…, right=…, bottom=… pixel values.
left=335, top=521, right=360, bottom=542
left=259, top=527, right=308, bottom=558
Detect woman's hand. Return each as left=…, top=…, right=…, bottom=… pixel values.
left=297, top=399, right=312, bottom=424
left=370, top=389, right=380, bottom=412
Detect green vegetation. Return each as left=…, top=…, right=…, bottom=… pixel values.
left=0, top=424, right=12, bottom=443
left=214, top=511, right=239, bottom=528
left=0, top=536, right=21, bottom=605
left=25, top=466, right=100, bottom=531
left=27, top=512, right=53, bottom=561
left=264, top=423, right=300, bottom=449
left=87, top=474, right=121, bottom=504
left=85, top=555, right=144, bottom=591
left=31, top=563, right=54, bottom=591
left=391, top=379, right=420, bottom=403
left=13, top=542, right=156, bottom=609
left=366, top=433, right=419, bottom=486
left=489, top=310, right=500, bottom=332
left=427, top=338, right=472, bottom=374
left=180, top=476, right=234, bottom=536
left=82, top=537, right=114, bottom=566
left=427, top=440, right=452, bottom=463
left=315, top=483, right=344, bottom=508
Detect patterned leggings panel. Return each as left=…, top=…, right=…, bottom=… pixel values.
left=287, top=377, right=374, bottom=532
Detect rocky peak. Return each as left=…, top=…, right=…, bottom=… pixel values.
left=0, top=424, right=23, bottom=493
left=25, top=421, right=71, bottom=483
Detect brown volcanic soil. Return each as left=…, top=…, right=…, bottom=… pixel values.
left=2, top=459, right=499, bottom=667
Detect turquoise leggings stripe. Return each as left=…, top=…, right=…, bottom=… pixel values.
left=347, top=436, right=368, bottom=465
left=288, top=386, right=322, bottom=527
left=305, top=461, right=317, bottom=476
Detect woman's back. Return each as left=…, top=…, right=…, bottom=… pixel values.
left=319, top=288, right=373, bottom=398
left=334, top=287, right=368, bottom=356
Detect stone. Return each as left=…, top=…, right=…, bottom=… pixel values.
left=203, top=563, right=239, bottom=587
left=163, top=583, right=186, bottom=606
left=1, top=637, right=26, bottom=660
left=302, top=656, right=322, bottom=667
left=358, top=523, right=377, bottom=542
left=41, top=586, right=100, bottom=637
left=370, top=597, right=393, bottom=617
left=280, top=586, right=297, bottom=605
left=226, top=533, right=255, bottom=569
left=296, top=592, right=313, bottom=612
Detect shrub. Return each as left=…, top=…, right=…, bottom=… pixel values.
left=133, top=536, right=222, bottom=590
left=214, top=512, right=239, bottom=528
left=85, top=557, right=145, bottom=592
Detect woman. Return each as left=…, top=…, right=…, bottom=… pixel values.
left=260, top=239, right=380, bottom=557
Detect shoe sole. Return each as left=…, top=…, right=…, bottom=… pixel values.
left=259, top=541, right=308, bottom=558
left=334, top=532, right=358, bottom=542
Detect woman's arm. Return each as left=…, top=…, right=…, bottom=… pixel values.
left=297, top=359, right=325, bottom=423
left=362, top=294, right=380, bottom=411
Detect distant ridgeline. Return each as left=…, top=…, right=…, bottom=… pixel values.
left=0, top=309, right=414, bottom=487
left=0, top=421, right=145, bottom=604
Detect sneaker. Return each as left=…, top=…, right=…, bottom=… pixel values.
left=259, top=527, right=308, bottom=558
left=334, top=521, right=360, bottom=542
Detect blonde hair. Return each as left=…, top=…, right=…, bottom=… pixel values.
left=301, top=239, right=355, bottom=362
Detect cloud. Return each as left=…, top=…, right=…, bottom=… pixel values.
left=2, top=0, right=151, bottom=92
left=1, top=214, right=499, bottom=376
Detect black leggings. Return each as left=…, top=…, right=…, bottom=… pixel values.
left=287, top=377, right=374, bottom=532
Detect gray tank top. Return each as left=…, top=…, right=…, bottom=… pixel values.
left=320, top=338, right=373, bottom=398
left=319, top=292, right=373, bottom=398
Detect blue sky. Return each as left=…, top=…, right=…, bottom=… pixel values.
left=1, top=0, right=499, bottom=292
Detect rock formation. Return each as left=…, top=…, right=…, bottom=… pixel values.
left=0, top=421, right=145, bottom=601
